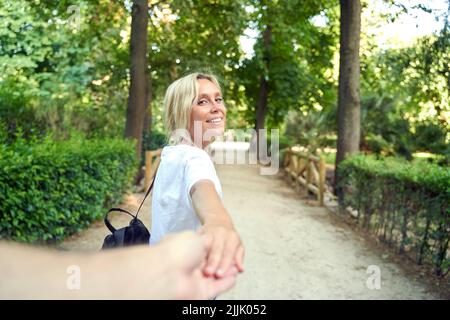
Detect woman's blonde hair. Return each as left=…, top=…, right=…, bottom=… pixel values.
left=163, top=72, right=222, bottom=144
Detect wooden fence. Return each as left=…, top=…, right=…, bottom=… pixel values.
left=145, top=149, right=162, bottom=190
left=145, top=147, right=328, bottom=206
left=283, top=148, right=326, bottom=206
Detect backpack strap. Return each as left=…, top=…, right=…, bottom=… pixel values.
left=103, top=156, right=160, bottom=232
left=135, top=160, right=161, bottom=219
left=104, top=208, right=135, bottom=233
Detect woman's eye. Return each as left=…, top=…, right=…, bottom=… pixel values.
left=197, top=99, right=207, bottom=105
left=215, top=98, right=223, bottom=103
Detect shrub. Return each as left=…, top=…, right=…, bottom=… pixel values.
left=339, top=154, right=449, bottom=276
left=0, top=135, right=137, bottom=243
left=285, top=110, right=333, bottom=153
left=0, top=77, right=47, bottom=141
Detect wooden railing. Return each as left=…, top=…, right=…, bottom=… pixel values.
left=283, top=148, right=326, bottom=206
left=144, top=149, right=162, bottom=190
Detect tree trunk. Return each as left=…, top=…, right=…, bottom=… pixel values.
left=334, top=0, right=361, bottom=202
left=143, top=72, right=153, bottom=134
left=254, top=24, right=272, bottom=161
left=125, top=0, right=148, bottom=164
left=256, top=74, right=269, bottom=133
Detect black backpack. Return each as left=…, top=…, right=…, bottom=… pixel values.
left=101, top=173, right=156, bottom=249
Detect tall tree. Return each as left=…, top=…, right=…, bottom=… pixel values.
left=125, top=0, right=148, bottom=161
left=143, top=73, right=153, bottom=134
left=254, top=24, right=272, bottom=160
left=255, top=24, right=272, bottom=134
left=242, top=0, right=338, bottom=159
left=334, top=0, right=361, bottom=201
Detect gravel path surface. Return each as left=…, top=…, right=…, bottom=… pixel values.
left=60, top=164, right=443, bottom=299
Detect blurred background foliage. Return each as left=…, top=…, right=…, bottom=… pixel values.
left=0, top=0, right=448, bottom=160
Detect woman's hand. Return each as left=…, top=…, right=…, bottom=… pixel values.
left=191, top=180, right=245, bottom=278
left=198, top=218, right=245, bottom=278
left=157, top=231, right=240, bottom=299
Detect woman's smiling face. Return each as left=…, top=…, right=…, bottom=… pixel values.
left=189, top=78, right=227, bottom=148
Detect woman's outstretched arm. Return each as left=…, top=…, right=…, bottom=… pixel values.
left=191, top=180, right=245, bottom=278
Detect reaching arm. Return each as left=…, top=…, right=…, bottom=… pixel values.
left=190, top=180, right=245, bottom=278
left=0, top=232, right=238, bottom=299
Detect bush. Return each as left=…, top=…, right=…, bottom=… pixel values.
left=414, top=122, right=449, bottom=163
left=339, top=154, right=449, bottom=276
left=0, top=135, right=137, bottom=243
left=0, top=77, right=47, bottom=141
left=285, top=110, right=333, bottom=153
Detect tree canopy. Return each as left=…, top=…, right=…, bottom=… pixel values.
left=0, top=0, right=448, bottom=163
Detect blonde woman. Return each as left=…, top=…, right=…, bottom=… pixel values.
left=150, top=72, right=245, bottom=283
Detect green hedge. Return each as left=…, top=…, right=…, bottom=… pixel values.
left=0, top=136, right=137, bottom=243
left=339, top=155, right=449, bottom=276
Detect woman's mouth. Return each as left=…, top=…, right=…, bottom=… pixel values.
left=206, top=117, right=223, bottom=125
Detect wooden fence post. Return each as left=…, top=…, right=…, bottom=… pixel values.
left=283, top=149, right=290, bottom=168
left=318, top=157, right=326, bottom=206
left=306, top=158, right=311, bottom=196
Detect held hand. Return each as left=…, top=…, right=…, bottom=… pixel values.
left=198, top=220, right=245, bottom=278
left=190, top=180, right=245, bottom=280
left=158, top=231, right=239, bottom=299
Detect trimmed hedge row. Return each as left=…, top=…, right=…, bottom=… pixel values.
left=339, top=155, right=449, bottom=276
left=0, top=136, right=137, bottom=243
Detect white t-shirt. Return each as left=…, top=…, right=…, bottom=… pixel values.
left=149, top=144, right=222, bottom=245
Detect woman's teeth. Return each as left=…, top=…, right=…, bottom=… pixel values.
left=208, top=118, right=222, bottom=124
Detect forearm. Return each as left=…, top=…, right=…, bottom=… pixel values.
left=1, top=242, right=87, bottom=299
left=191, top=180, right=234, bottom=227
left=0, top=242, right=166, bottom=299
left=190, top=180, right=244, bottom=277
left=200, top=201, right=233, bottom=227
left=0, top=231, right=238, bottom=300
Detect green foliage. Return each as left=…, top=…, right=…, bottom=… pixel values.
left=0, top=77, right=47, bottom=141
left=142, top=129, right=167, bottom=152
left=238, top=0, right=339, bottom=129
left=360, top=95, right=404, bottom=155
left=0, top=0, right=129, bottom=138
left=339, top=154, right=450, bottom=276
left=320, top=150, right=336, bottom=165
left=360, top=25, right=449, bottom=160
left=1, top=0, right=447, bottom=161
left=148, top=0, right=248, bottom=122
left=0, top=135, right=137, bottom=243
left=414, top=122, right=449, bottom=159
left=284, top=109, right=336, bottom=152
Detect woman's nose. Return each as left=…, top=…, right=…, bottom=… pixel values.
left=210, top=102, right=221, bottom=112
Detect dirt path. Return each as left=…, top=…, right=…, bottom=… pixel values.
left=60, top=164, right=442, bottom=299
